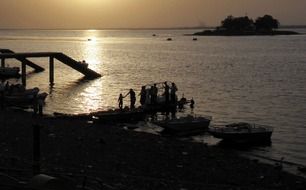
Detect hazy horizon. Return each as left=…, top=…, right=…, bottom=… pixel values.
left=1, top=0, right=306, bottom=29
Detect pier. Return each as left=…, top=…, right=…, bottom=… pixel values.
left=0, top=49, right=45, bottom=72
left=0, top=49, right=101, bottom=86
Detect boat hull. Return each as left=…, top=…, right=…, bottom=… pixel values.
left=154, top=116, right=211, bottom=136
left=0, top=67, right=20, bottom=78
left=93, top=109, right=147, bottom=123
left=209, top=130, right=272, bottom=143
left=209, top=123, right=273, bottom=144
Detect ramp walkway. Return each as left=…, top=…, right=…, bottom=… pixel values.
left=0, top=50, right=101, bottom=85
left=0, top=49, right=44, bottom=72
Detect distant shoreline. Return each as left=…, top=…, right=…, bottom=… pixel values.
left=0, top=25, right=306, bottom=31
left=191, top=29, right=300, bottom=36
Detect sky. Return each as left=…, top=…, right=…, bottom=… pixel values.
left=0, top=0, right=305, bottom=29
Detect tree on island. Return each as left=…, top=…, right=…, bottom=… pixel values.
left=255, top=15, right=279, bottom=31
left=219, top=15, right=279, bottom=32
left=220, top=15, right=254, bottom=32
left=193, top=14, right=298, bottom=36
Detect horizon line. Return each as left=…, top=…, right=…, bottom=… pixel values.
left=0, top=25, right=306, bottom=31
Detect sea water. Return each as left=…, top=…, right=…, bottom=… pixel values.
left=1, top=28, right=306, bottom=169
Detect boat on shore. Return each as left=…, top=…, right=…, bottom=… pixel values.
left=153, top=114, right=212, bottom=136
left=208, top=122, right=273, bottom=144
left=3, top=85, right=47, bottom=108
left=0, top=66, right=20, bottom=78
left=53, top=107, right=148, bottom=123
left=92, top=108, right=147, bottom=123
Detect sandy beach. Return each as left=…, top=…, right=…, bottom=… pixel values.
left=1, top=108, right=306, bottom=190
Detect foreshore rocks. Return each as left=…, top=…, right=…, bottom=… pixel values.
left=1, top=108, right=306, bottom=189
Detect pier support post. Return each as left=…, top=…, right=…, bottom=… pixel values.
left=1, top=58, right=5, bottom=67
left=21, top=61, right=26, bottom=86
left=33, top=124, right=41, bottom=175
left=49, top=56, right=54, bottom=85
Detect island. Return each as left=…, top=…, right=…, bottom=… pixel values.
left=193, top=15, right=299, bottom=36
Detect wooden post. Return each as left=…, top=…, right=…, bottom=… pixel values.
left=1, top=58, right=5, bottom=67
left=33, top=124, right=41, bottom=175
left=21, top=61, right=26, bottom=86
left=49, top=56, right=54, bottom=85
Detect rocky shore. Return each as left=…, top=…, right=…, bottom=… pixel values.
left=1, top=108, right=306, bottom=189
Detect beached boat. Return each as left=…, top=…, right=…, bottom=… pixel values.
left=53, top=108, right=147, bottom=123
left=0, top=66, right=20, bottom=78
left=153, top=115, right=212, bottom=136
left=92, top=108, right=147, bottom=123
left=6, top=86, right=40, bottom=96
left=208, top=122, right=273, bottom=143
left=3, top=87, right=47, bottom=108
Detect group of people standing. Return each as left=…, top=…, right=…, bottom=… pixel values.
left=118, top=82, right=178, bottom=110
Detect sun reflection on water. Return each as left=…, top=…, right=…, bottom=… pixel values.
left=75, top=30, right=105, bottom=112
left=82, top=30, right=103, bottom=70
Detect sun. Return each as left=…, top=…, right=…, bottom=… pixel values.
left=76, top=0, right=109, bottom=5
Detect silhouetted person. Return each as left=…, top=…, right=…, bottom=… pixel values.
left=32, top=95, right=38, bottom=116
left=163, top=82, right=170, bottom=105
left=190, top=98, right=195, bottom=109
left=125, top=89, right=136, bottom=109
left=139, top=86, right=146, bottom=106
left=5, top=81, right=9, bottom=91
left=178, top=94, right=187, bottom=110
left=151, top=83, right=158, bottom=105
left=170, top=82, right=177, bottom=104
left=0, top=82, right=4, bottom=109
left=118, top=93, right=124, bottom=110
left=38, top=98, right=44, bottom=116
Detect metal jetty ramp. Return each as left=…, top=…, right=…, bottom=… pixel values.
left=0, top=49, right=101, bottom=85
left=0, top=49, right=44, bottom=72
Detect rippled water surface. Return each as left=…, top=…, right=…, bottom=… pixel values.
left=1, top=29, right=306, bottom=168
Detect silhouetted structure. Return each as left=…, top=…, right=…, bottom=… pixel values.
left=0, top=49, right=44, bottom=72
left=0, top=50, right=101, bottom=86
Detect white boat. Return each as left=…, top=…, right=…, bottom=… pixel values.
left=153, top=115, right=212, bottom=136
left=0, top=67, right=20, bottom=78
left=208, top=122, right=273, bottom=144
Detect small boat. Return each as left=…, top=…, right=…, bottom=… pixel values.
left=208, top=122, right=273, bottom=144
left=153, top=115, right=212, bottom=136
left=166, top=38, right=172, bottom=41
left=92, top=108, right=147, bottom=123
left=6, top=86, right=39, bottom=96
left=0, top=66, right=20, bottom=78
left=3, top=86, right=47, bottom=108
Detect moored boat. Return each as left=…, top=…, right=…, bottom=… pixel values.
left=208, top=122, right=273, bottom=144
left=153, top=114, right=212, bottom=136
left=0, top=66, right=20, bottom=78
left=92, top=108, right=147, bottom=123
left=3, top=86, right=47, bottom=108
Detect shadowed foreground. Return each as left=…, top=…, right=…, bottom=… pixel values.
left=1, top=109, right=305, bottom=190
